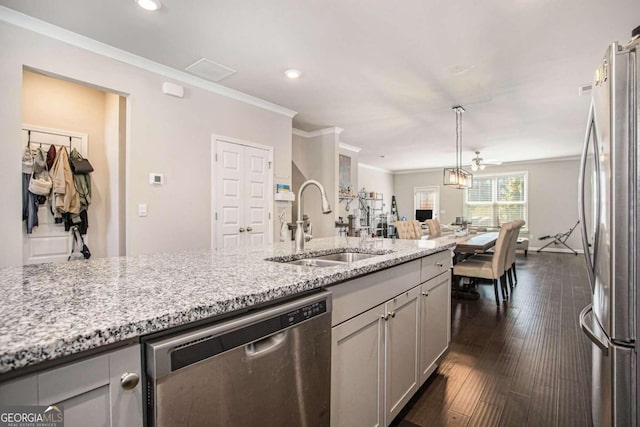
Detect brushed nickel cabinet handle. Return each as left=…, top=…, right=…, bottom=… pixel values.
left=120, top=372, right=139, bottom=391
left=381, top=314, right=389, bottom=321
left=421, top=291, right=429, bottom=297
left=436, top=262, right=444, bottom=267
left=246, top=227, right=253, bottom=232
left=389, top=311, right=396, bottom=318
left=239, top=227, right=245, bottom=233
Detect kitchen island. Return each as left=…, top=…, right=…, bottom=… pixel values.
left=0, top=237, right=455, bottom=426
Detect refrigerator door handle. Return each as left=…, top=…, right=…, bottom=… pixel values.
left=580, top=304, right=609, bottom=355
left=578, top=101, right=600, bottom=293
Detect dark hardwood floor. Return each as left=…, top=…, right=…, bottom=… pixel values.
left=397, top=252, right=593, bottom=427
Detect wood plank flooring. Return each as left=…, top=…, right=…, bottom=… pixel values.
left=395, top=252, right=593, bottom=427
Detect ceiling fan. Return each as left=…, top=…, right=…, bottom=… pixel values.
left=470, top=151, right=502, bottom=171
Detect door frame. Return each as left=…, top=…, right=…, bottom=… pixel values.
left=211, top=134, right=274, bottom=249
left=22, top=124, right=89, bottom=264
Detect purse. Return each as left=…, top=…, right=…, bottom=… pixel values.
left=68, top=226, right=91, bottom=261
left=69, top=150, right=94, bottom=174
left=22, top=146, right=34, bottom=174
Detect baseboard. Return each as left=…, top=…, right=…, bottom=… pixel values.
left=528, top=245, right=584, bottom=255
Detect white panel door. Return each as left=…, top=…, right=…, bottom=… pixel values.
left=216, top=141, right=244, bottom=249
left=244, top=146, right=269, bottom=247
left=22, top=127, right=88, bottom=265
left=214, top=138, right=271, bottom=249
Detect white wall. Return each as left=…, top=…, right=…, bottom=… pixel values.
left=358, top=164, right=394, bottom=216
left=1, top=21, right=292, bottom=267
left=291, top=131, right=338, bottom=238
left=393, top=158, right=583, bottom=251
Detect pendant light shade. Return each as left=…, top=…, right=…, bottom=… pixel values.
left=443, top=106, right=473, bottom=189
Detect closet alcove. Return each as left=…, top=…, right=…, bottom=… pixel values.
left=22, top=69, right=127, bottom=264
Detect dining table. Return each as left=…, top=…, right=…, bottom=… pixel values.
left=429, top=231, right=500, bottom=300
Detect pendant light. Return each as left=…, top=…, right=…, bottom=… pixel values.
left=443, top=106, right=473, bottom=189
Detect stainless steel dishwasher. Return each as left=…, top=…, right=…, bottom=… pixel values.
left=145, top=291, right=331, bottom=427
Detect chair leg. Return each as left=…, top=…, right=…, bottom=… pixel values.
left=501, top=273, right=509, bottom=300
left=507, top=267, right=514, bottom=290
left=512, top=262, right=518, bottom=284
left=498, top=275, right=506, bottom=301
left=492, top=279, right=501, bottom=306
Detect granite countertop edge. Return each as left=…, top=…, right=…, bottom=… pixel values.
left=0, top=237, right=455, bottom=375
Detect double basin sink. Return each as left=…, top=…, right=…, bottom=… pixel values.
left=272, top=251, right=383, bottom=268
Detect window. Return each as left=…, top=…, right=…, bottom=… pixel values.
left=464, top=172, right=527, bottom=228
left=414, top=186, right=439, bottom=220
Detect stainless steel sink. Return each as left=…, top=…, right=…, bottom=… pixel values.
left=280, top=251, right=382, bottom=267
left=286, top=258, right=344, bottom=268
left=314, top=252, right=379, bottom=262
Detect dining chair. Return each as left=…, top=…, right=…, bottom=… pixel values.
left=452, top=221, right=515, bottom=306
left=505, top=220, right=526, bottom=289
left=424, top=219, right=442, bottom=237
left=395, top=220, right=422, bottom=239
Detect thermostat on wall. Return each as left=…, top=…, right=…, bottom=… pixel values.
left=149, top=173, right=164, bottom=185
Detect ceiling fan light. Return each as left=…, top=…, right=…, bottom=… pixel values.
left=471, top=162, right=478, bottom=172
left=479, top=164, right=486, bottom=171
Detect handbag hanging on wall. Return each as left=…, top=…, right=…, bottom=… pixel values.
left=69, top=148, right=94, bottom=174
left=68, top=226, right=91, bottom=261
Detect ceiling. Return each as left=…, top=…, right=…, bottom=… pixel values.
left=2, top=0, right=638, bottom=171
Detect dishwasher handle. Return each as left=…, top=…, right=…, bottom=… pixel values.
left=246, top=331, right=287, bottom=357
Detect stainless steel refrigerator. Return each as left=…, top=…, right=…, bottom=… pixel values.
left=578, top=25, right=639, bottom=427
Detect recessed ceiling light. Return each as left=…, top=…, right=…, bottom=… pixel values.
left=135, top=0, right=161, bottom=11
left=285, top=69, right=302, bottom=79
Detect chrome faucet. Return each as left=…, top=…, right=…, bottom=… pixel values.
left=295, top=179, right=332, bottom=251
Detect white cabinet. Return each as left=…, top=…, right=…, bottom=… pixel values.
left=419, top=272, right=451, bottom=384
left=0, top=344, right=143, bottom=427
left=331, top=304, right=385, bottom=427
left=330, top=251, right=452, bottom=427
left=331, top=287, right=421, bottom=427
left=384, top=286, right=421, bottom=422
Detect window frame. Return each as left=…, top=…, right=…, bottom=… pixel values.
left=413, top=186, right=440, bottom=221
left=463, top=171, right=528, bottom=230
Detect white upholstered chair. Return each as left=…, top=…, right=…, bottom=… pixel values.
left=453, top=221, right=516, bottom=306
left=395, top=220, right=423, bottom=239
left=424, top=219, right=442, bottom=238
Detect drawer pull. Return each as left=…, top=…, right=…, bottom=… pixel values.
left=421, top=291, right=429, bottom=297
left=436, top=262, right=444, bottom=267
left=388, top=311, right=396, bottom=318
left=381, top=314, right=389, bottom=321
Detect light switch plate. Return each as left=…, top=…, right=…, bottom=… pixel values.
left=138, top=203, right=148, bottom=217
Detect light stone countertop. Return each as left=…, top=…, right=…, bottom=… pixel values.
left=0, top=236, right=455, bottom=375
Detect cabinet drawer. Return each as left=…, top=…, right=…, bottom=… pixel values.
left=330, top=260, right=421, bottom=327
left=420, top=250, right=452, bottom=283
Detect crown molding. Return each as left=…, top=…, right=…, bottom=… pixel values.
left=392, top=155, right=582, bottom=175
left=358, top=163, right=392, bottom=174
left=292, top=127, right=344, bottom=138
left=338, top=142, right=361, bottom=153
left=0, top=6, right=297, bottom=118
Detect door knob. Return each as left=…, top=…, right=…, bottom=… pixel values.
left=120, top=372, right=139, bottom=390
left=246, top=227, right=253, bottom=232
left=239, top=227, right=245, bottom=233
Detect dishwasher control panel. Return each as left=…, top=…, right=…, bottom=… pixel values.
left=283, top=300, right=327, bottom=327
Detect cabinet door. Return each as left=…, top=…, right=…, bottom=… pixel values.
left=419, top=272, right=451, bottom=385
left=0, top=345, right=143, bottom=427
left=331, top=304, right=385, bottom=427
left=384, top=286, right=421, bottom=424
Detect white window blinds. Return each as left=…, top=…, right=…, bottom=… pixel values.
left=464, top=172, right=527, bottom=228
